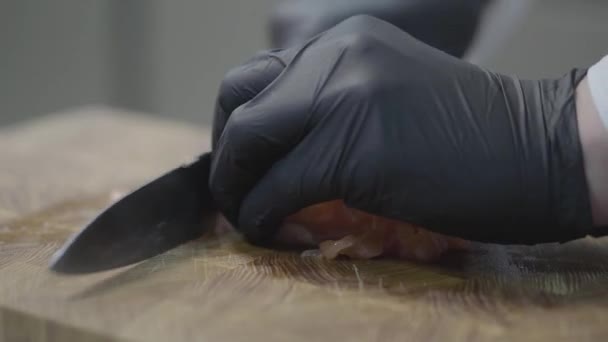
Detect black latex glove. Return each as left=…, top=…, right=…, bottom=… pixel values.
left=269, top=0, right=490, bottom=58
left=211, top=15, right=596, bottom=246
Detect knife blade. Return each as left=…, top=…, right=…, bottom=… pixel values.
left=49, top=152, right=216, bottom=274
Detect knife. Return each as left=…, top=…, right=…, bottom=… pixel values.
left=49, top=152, right=217, bottom=274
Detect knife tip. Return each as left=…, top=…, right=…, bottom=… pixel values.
left=48, top=250, right=76, bottom=274
left=48, top=239, right=90, bottom=275
left=49, top=256, right=99, bottom=275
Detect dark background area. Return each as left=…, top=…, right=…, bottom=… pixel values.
left=1, top=0, right=607, bottom=127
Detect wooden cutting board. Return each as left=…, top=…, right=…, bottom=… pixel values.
left=1, top=107, right=608, bottom=342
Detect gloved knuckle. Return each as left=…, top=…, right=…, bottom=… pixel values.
left=339, top=14, right=385, bottom=30
left=219, top=66, right=244, bottom=98
left=340, top=32, right=379, bottom=53
left=220, top=52, right=272, bottom=92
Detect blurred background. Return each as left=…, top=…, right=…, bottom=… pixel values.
left=1, top=0, right=607, bottom=127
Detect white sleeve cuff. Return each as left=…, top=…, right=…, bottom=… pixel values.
left=587, top=54, right=608, bottom=132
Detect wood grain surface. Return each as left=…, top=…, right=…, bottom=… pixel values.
left=1, top=107, right=608, bottom=342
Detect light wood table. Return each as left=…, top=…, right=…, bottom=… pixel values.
left=1, top=107, right=608, bottom=341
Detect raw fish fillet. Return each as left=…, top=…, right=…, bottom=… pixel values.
left=277, top=201, right=468, bottom=262
left=215, top=200, right=468, bottom=262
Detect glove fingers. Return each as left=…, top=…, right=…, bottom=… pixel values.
left=210, top=72, right=313, bottom=227
left=237, top=146, right=336, bottom=244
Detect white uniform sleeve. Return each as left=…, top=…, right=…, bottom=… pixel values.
left=587, top=55, right=608, bottom=132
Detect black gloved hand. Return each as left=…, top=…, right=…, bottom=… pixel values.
left=269, top=0, right=490, bottom=58
left=211, top=15, right=595, bottom=246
